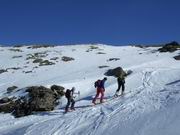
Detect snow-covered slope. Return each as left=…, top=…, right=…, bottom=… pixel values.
left=0, top=44, right=180, bottom=135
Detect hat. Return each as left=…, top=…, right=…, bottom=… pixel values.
left=72, top=87, right=75, bottom=91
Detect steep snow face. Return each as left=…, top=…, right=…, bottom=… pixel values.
left=0, top=44, right=180, bottom=135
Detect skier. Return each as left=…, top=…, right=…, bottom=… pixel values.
left=114, top=70, right=127, bottom=97
left=65, top=87, right=76, bottom=112
left=92, top=77, right=107, bottom=104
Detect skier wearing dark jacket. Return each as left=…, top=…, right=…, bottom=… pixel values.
left=92, top=77, right=107, bottom=104
left=115, top=71, right=126, bottom=96
left=65, top=87, right=75, bottom=112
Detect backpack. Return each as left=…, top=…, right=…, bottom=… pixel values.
left=65, top=89, right=71, bottom=98
left=94, top=80, right=101, bottom=88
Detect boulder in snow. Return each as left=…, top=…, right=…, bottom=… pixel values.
left=105, top=67, right=132, bottom=77
left=0, top=98, right=15, bottom=113
left=0, top=69, right=7, bottom=74
left=61, top=56, right=75, bottom=62
left=7, top=86, right=18, bottom=93
left=174, top=55, right=180, bottom=60
left=158, top=41, right=180, bottom=52
left=26, top=86, right=62, bottom=111
left=50, top=85, right=65, bottom=98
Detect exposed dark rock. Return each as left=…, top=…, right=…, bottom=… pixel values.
left=33, top=58, right=43, bottom=63
left=50, top=57, right=59, bottom=61
left=0, top=69, right=7, bottom=74
left=0, top=101, right=15, bottom=113
left=98, top=65, right=109, bottom=69
left=27, top=45, right=55, bottom=49
left=34, top=52, right=48, bottom=58
left=9, top=48, right=23, bottom=52
left=62, top=56, right=75, bottom=62
left=97, top=52, right=106, bottom=54
left=174, top=55, right=180, bottom=60
left=13, top=45, right=23, bottom=48
left=7, top=86, right=18, bottom=93
left=12, top=98, right=32, bottom=118
left=12, top=56, right=23, bottom=59
left=7, top=67, right=21, bottom=70
left=86, top=50, right=91, bottom=52
left=107, top=58, right=120, bottom=61
left=0, top=97, right=11, bottom=104
left=158, top=41, right=180, bottom=52
left=166, top=41, right=179, bottom=46
left=90, top=46, right=99, bottom=50
left=33, top=66, right=38, bottom=69
left=135, top=45, right=145, bottom=48
left=0, top=97, right=18, bottom=114
left=86, top=46, right=99, bottom=52
left=26, top=52, right=48, bottom=60
left=39, top=60, right=55, bottom=66
left=23, top=71, right=33, bottom=74
left=26, top=54, right=36, bottom=60
left=0, top=85, right=65, bottom=117
left=126, top=70, right=133, bottom=76
left=50, top=85, right=65, bottom=98
left=26, top=86, right=58, bottom=111
left=104, top=67, right=126, bottom=77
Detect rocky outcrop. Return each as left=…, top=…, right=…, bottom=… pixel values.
left=26, top=52, right=48, bottom=60
left=174, top=55, right=180, bottom=60
left=0, top=85, right=65, bottom=118
left=50, top=85, right=65, bottom=98
left=0, top=69, right=7, bottom=74
left=158, top=41, right=180, bottom=52
left=50, top=57, right=59, bottom=61
left=27, top=45, right=55, bottom=49
left=7, top=86, right=18, bottom=93
left=107, top=58, right=120, bottom=61
left=12, top=55, right=23, bottom=59
left=0, top=97, right=12, bottom=104
left=105, top=67, right=132, bottom=77
left=8, top=48, right=23, bottom=52
left=62, top=56, right=75, bottom=62
left=0, top=97, right=15, bottom=113
left=33, top=58, right=43, bottom=63
left=26, top=86, right=61, bottom=111
left=39, top=60, right=55, bottom=66
left=105, top=67, right=126, bottom=77
left=96, top=52, right=106, bottom=54
left=98, top=65, right=109, bottom=69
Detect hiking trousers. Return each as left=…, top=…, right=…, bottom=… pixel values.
left=116, top=78, right=125, bottom=94
left=93, top=88, right=105, bottom=103
left=65, top=98, right=75, bottom=111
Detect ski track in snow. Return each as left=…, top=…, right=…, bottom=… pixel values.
left=22, top=68, right=180, bottom=135
left=0, top=45, right=180, bottom=135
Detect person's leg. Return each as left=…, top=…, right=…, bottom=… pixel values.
left=70, top=99, right=75, bottom=110
left=116, top=78, right=121, bottom=93
left=65, top=98, right=71, bottom=112
left=92, top=88, right=100, bottom=104
left=121, top=81, right=125, bottom=95
left=100, top=89, right=104, bottom=103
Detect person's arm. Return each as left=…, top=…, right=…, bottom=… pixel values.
left=70, top=90, right=73, bottom=98
left=102, top=80, right=106, bottom=89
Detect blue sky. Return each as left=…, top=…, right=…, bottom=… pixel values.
left=0, top=0, right=180, bottom=46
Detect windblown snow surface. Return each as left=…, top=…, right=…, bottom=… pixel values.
left=0, top=44, right=180, bottom=135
